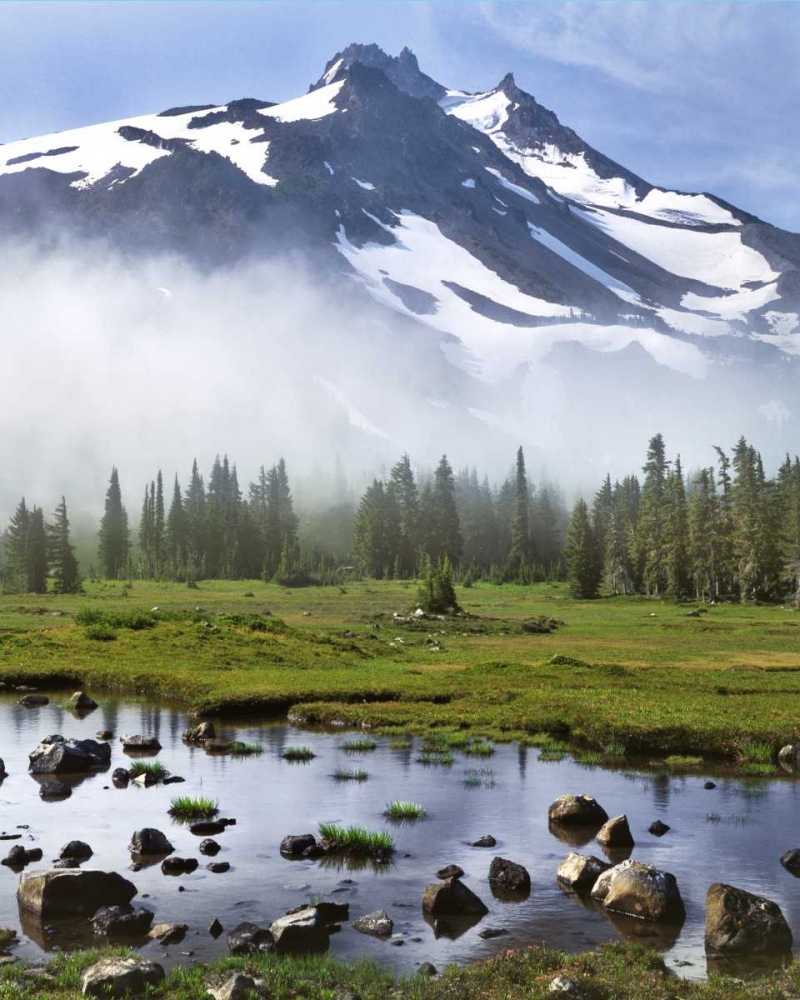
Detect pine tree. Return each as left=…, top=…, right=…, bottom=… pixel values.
left=779, top=456, right=800, bottom=606
left=422, top=456, right=463, bottom=565
left=98, top=467, right=129, bottom=579
left=688, top=468, right=719, bottom=600
left=26, top=507, right=48, bottom=594
left=184, top=459, right=206, bottom=580
left=637, top=434, right=669, bottom=596
left=388, top=453, right=419, bottom=576
left=48, top=497, right=80, bottom=594
left=663, top=456, right=690, bottom=600
left=507, top=446, right=530, bottom=576
left=154, top=471, right=165, bottom=577
left=4, top=498, right=30, bottom=592
left=165, top=475, right=188, bottom=579
left=565, top=499, right=601, bottom=599
left=354, top=480, right=391, bottom=577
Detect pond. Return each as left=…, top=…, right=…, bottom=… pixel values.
left=1, top=692, right=799, bottom=979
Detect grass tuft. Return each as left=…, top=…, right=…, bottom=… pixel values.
left=734, top=740, right=775, bottom=767
left=383, top=800, right=426, bottom=821
left=664, top=754, right=703, bottom=767
left=332, top=767, right=369, bottom=782
left=129, top=761, right=168, bottom=781
left=417, top=750, right=453, bottom=766
left=168, top=795, right=219, bottom=819
left=282, top=746, right=316, bottom=761
left=230, top=741, right=264, bottom=757
left=538, top=751, right=566, bottom=762
left=464, top=740, right=495, bottom=757
left=389, top=738, right=413, bottom=750
left=341, top=738, right=377, bottom=752
left=318, top=823, right=395, bottom=856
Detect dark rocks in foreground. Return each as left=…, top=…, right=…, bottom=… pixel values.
left=29, top=735, right=110, bottom=774
left=270, top=906, right=329, bottom=953
left=17, top=869, right=137, bottom=918
left=93, top=904, right=154, bottom=940
left=81, top=956, right=165, bottom=998
left=161, top=857, right=199, bottom=876
left=705, top=883, right=793, bottom=954
left=548, top=795, right=608, bottom=827
left=61, top=841, right=93, bottom=860
left=422, top=877, right=488, bottom=917
left=488, top=857, right=531, bottom=894
left=227, top=922, right=273, bottom=956
left=128, top=829, right=174, bottom=857
left=280, top=834, right=317, bottom=857
left=39, top=781, right=72, bottom=800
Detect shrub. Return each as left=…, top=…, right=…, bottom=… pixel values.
left=168, top=795, right=219, bottom=819
left=384, top=800, right=426, bottom=820
left=318, top=823, right=394, bottom=856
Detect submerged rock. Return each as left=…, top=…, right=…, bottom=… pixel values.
left=69, top=691, right=98, bottom=712
left=470, top=835, right=496, bottom=848
left=60, top=841, right=93, bottom=860
left=39, top=781, right=71, bottom=800
left=488, top=857, right=530, bottom=893
left=17, top=869, right=137, bottom=918
left=270, top=907, right=329, bottom=953
left=280, top=834, right=317, bottom=856
left=596, top=814, right=634, bottom=848
left=422, top=877, right=488, bottom=917
left=227, top=922, right=273, bottom=955
left=120, top=735, right=161, bottom=753
left=352, top=909, right=393, bottom=938
left=161, top=857, right=198, bottom=876
left=436, top=864, right=464, bottom=880
left=81, top=956, right=164, bottom=998
left=128, top=829, right=174, bottom=857
left=112, top=768, right=130, bottom=787
left=19, top=694, right=49, bottom=708
left=591, top=860, right=685, bottom=923
left=92, top=904, right=154, bottom=940
left=29, top=736, right=110, bottom=774
left=705, top=883, right=793, bottom=954
left=184, top=721, right=216, bottom=742
left=199, top=839, right=221, bottom=856
left=548, top=795, right=608, bottom=827
left=1, top=846, right=42, bottom=868
left=190, top=820, right=227, bottom=836
left=780, top=849, right=800, bottom=872
left=557, top=853, right=610, bottom=891
left=648, top=821, right=670, bottom=837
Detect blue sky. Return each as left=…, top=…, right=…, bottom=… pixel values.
left=1, top=2, right=798, bottom=230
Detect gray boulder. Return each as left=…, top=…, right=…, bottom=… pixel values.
left=120, top=735, right=161, bottom=753
left=280, top=834, right=317, bottom=856
left=81, top=957, right=164, bottom=997
left=128, top=829, right=174, bottom=857
left=557, top=853, right=610, bottom=891
left=29, top=735, right=110, bottom=774
left=352, top=909, right=393, bottom=937
left=780, top=849, right=800, bottom=872
left=488, top=857, right=530, bottom=893
left=591, top=860, right=685, bottom=923
left=470, top=835, right=496, bottom=847
left=19, top=694, right=49, bottom=707
left=270, top=906, right=330, bottom=953
left=18, top=869, right=137, bottom=918
left=184, top=721, right=216, bottom=742
left=227, top=922, right=273, bottom=956
left=778, top=744, right=800, bottom=771
left=422, top=877, right=488, bottom=916
left=705, top=883, right=793, bottom=954
left=207, top=973, right=262, bottom=1000
left=39, top=781, right=71, bottom=800
left=69, top=691, right=98, bottom=711
left=148, top=922, right=188, bottom=945
left=93, top=904, right=154, bottom=939
left=596, top=814, right=634, bottom=848
left=548, top=795, right=608, bottom=826
left=60, top=841, right=93, bottom=860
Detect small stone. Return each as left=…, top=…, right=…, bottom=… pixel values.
left=81, top=957, right=165, bottom=997
left=470, top=835, right=496, bottom=847
left=96, top=730, right=113, bottom=740
left=207, top=862, right=230, bottom=873
left=352, top=909, right=393, bottom=938
left=39, top=780, right=71, bottom=800
left=649, top=821, right=670, bottom=837
left=436, top=864, right=464, bottom=879
left=148, top=923, right=188, bottom=945
left=207, top=973, right=262, bottom=1000
left=129, top=829, right=174, bottom=857
left=548, top=977, right=584, bottom=995
left=596, top=814, right=634, bottom=848
left=704, top=781, right=716, bottom=790
left=60, top=841, right=93, bottom=860
left=161, top=857, right=198, bottom=876
left=780, top=849, right=800, bottom=872
left=417, top=962, right=437, bottom=977
left=209, top=918, right=224, bottom=938
left=70, top=692, right=98, bottom=712
left=478, top=927, right=509, bottom=939
left=200, top=839, right=221, bottom=856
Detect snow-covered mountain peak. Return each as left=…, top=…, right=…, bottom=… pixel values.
left=312, top=42, right=445, bottom=101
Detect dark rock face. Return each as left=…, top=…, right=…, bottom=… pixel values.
left=161, top=857, right=198, bottom=876
left=352, top=909, right=393, bottom=937
left=227, top=922, right=274, bottom=956
left=128, top=829, right=174, bottom=857
left=199, top=839, right=221, bottom=856
left=648, top=821, right=670, bottom=837
left=436, top=864, right=464, bottom=880
left=17, top=869, right=137, bottom=918
left=780, top=849, right=800, bottom=872
left=81, top=957, right=165, bottom=998
left=470, top=835, right=496, bottom=848
left=120, top=735, right=161, bottom=753
left=29, top=735, right=111, bottom=774
left=488, top=857, right=531, bottom=894
left=280, top=834, right=317, bottom=856
left=92, top=904, right=154, bottom=939
left=548, top=795, right=608, bottom=827
left=705, top=883, right=793, bottom=954
left=69, top=691, right=98, bottom=711
left=591, top=860, right=685, bottom=923
left=1, top=846, right=42, bottom=868
left=422, top=877, right=489, bottom=917
left=312, top=900, right=349, bottom=923
left=39, top=780, right=71, bottom=800
left=112, top=768, right=130, bottom=787
left=270, top=906, right=330, bottom=953
left=596, top=814, right=634, bottom=848
left=190, top=820, right=227, bottom=836
left=19, top=694, right=49, bottom=707
left=556, top=853, right=610, bottom=892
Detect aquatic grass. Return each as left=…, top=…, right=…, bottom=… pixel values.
left=603, top=743, right=627, bottom=760
left=389, top=738, right=413, bottom=750
left=538, top=751, right=566, bottom=762
left=463, top=740, right=495, bottom=757
left=129, top=761, right=168, bottom=782
left=740, top=762, right=776, bottom=776
left=463, top=774, right=482, bottom=788
left=664, top=754, right=703, bottom=767
left=706, top=812, right=748, bottom=825
left=383, top=800, right=426, bottom=821
left=341, top=738, right=377, bottom=752
left=463, top=767, right=495, bottom=788
left=417, top=750, right=453, bottom=766
left=317, top=823, right=395, bottom=857
left=734, top=740, right=775, bottom=767
left=575, top=751, right=603, bottom=765
left=230, top=741, right=264, bottom=757
left=332, top=767, right=369, bottom=782
left=168, top=795, right=219, bottom=819
left=282, top=746, right=316, bottom=761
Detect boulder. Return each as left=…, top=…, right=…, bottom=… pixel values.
left=184, top=721, right=216, bottom=742
left=705, top=883, right=793, bottom=954
left=470, top=835, right=496, bottom=848
left=548, top=977, right=585, bottom=995
left=209, top=918, right=224, bottom=938
left=69, top=691, right=98, bottom=711
left=96, top=730, right=113, bottom=740
left=704, top=781, right=717, bottom=790
left=311, top=900, right=349, bottom=924
left=648, top=821, right=670, bottom=837
left=488, top=857, right=531, bottom=893
left=163, top=775, right=185, bottom=785
left=39, top=780, right=71, bottom=800
left=591, top=860, right=685, bottom=923
left=280, top=834, right=317, bottom=856
left=557, top=853, right=610, bottom=891
left=81, top=957, right=165, bottom=998
left=19, top=694, right=49, bottom=707
left=1, top=846, right=42, bottom=868
left=436, top=864, right=464, bottom=879
left=270, top=906, right=329, bottom=953
left=161, top=857, right=198, bottom=876
left=548, top=795, right=608, bottom=826
left=29, top=736, right=110, bottom=774
left=128, top=829, right=174, bottom=857
left=112, top=768, right=130, bottom=787
left=200, top=839, right=221, bottom=856
left=353, top=909, right=393, bottom=937
left=422, top=877, right=489, bottom=917
left=418, top=963, right=437, bottom=977
left=132, top=772, right=160, bottom=788
left=92, top=905, right=154, bottom=939
left=148, top=922, right=188, bottom=945
left=208, top=861, right=231, bottom=874
left=780, top=849, right=800, bottom=872
left=0, top=759, right=7, bottom=778
left=190, top=820, right=226, bottom=836
left=120, top=735, right=161, bottom=753
left=207, top=973, right=262, bottom=1000
left=60, top=841, right=93, bottom=860
left=17, top=869, right=137, bottom=918
left=227, top=922, right=273, bottom=956
left=596, top=814, right=634, bottom=848
left=778, top=744, right=800, bottom=770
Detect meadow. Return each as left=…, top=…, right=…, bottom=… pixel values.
left=1, top=578, right=799, bottom=758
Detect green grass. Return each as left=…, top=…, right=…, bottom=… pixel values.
left=282, top=746, right=316, bottom=761
left=602, top=742, right=627, bottom=760
left=383, top=800, right=426, bottom=820
left=574, top=751, right=603, bottom=765
left=333, top=767, right=369, bottom=782
left=168, top=795, right=219, bottom=819
left=317, top=823, right=395, bottom=857
left=739, top=762, right=776, bottom=776
left=538, top=751, right=566, bottom=762
left=417, top=750, right=453, bottom=765
left=128, top=761, right=168, bottom=782
left=463, top=740, right=495, bottom=757
left=734, top=740, right=775, bottom=766
left=230, top=741, right=264, bottom=756
left=3, top=578, right=800, bottom=758
left=341, top=738, right=377, bottom=752
left=664, top=754, right=703, bottom=767
left=389, top=738, right=412, bottom=750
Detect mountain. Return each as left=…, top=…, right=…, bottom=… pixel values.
left=1, top=43, right=798, bottom=474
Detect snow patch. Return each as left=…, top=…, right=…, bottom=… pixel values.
left=444, top=89, right=511, bottom=133
left=527, top=222, right=639, bottom=300
left=314, top=376, right=391, bottom=439
left=485, top=167, right=540, bottom=205
left=462, top=178, right=476, bottom=189
left=260, top=80, right=345, bottom=123
left=351, top=177, right=376, bottom=191
left=324, top=160, right=335, bottom=176
left=764, top=311, right=800, bottom=336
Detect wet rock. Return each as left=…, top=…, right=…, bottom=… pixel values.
left=436, top=864, right=464, bottom=879
left=270, top=907, right=329, bottom=953
left=312, top=901, right=350, bottom=923
left=548, top=977, right=584, bottom=995
left=39, top=780, right=71, bottom=800
left=352, top=909, right=393, bottom=937
left=470, top=835, right=496, bottom=848
left=207, top=973, right=263, bottom=1000
left=93, top=904, right=154, bottom=940
left=557, top=853, right=610, bottom=891
left=778, top=744, right=800, bottom=770
left=209, top=918, right=224, bottom=938
left=29, top=736, right=111, bottom=774
left=53, top=859, right=80, bottom=869
left=69, top=692, right=98, bottom=711
left=1, top=846, right=42, bottom=868
left=596, top=814, right=634, bottom=848
left=226, top=922, right=273, bottom=955
left=190, top=820, right=227, bottom=836
left=18, top=869, right=137, bottom=918
left=548, top=795, right=608, bottom=827
left=648, top=821, right=670, bottom=837
left=161, top=857, right=198, bottom=876
left=96, top=730, right=113, bottom=741
left=280, top=834, right=317, bottom=856
left=780, top=849, right=800, bottom=872
left=302, top=843, right=326, bottom=858
left=199, top=839, right=221, bottom=856
left=128, top=829, right=174, bottom=857
left=591, top=860, right=685, bottom=923
left=417, top=962, right=437, bottom=977
left=488, top=857, right=530, bottom=893
left=163, top=775, right=185, bottom=785
left=19, top=694, right=49, bottom=707
left=120, top=735, right=161, bottom=752
left=184, top=721, right=216, bottom=742
left=705, top=883, right=793, bottom=954
left=704, top=781, right=716, bottom=790
left=422, top=877, right=489, bottom=917
left=0, top=759, right=7, bottom=778
left=112, top=768, right=130, bottom=787
left=148, top=922, right=188, bottom=945
left=478, top=927, right=509, bottom=939
left=205, top=740, right=234, bottom=754
left=61, top=841, right=93, bottom=860
left=81, top=956, right=165, bottom=997
left=132, top=772, right=159, bottom=788
left=207, top=862, right=230, bottom=874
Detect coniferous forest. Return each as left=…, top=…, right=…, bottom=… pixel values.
left=1, top=435, right=799, bottom=605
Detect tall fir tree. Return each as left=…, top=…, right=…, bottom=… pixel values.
left=565, top=499, right=601, bottom=599
left=4, top=498, right=30, bottom=593
left=26, top=507, right=48, bottom=594
left=48, top=497, right=80, bottom=594
left=636, top=433, right=669, bottom=596
left=663, top=456, right=690, bottom=600
left=507, top=446, right=530, bottom=576
left=98, top=467, right=129, bottom=579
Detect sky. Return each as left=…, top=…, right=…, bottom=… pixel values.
left=0, top=2, right=798, bottom=230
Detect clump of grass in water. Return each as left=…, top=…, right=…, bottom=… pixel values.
left=341, top=738, right=377, bottom=752
left=230, top=741, right=263, bottom=757
left=389, top=738, right=412, bottom=751
left=740, top=762, right=776, bottom=776
left=464, top=740, right=495, bottom=757
left=129, top=761, right=168, bottom=782
left=318, top=823, right=395, bottom=857
left=282, top=746, right=316, bottom=761
left=384, top=800, right=426, bottom=821
left=603, top=743, right=627, bottom=760
left=575, top=751, right=603, bottom=766
left=417, top=750, right=453, bottom=766
left=168, top=795, right=219, bottom=819
left=664, top=754, right=703, bottom=767
left=538, top=751, right=566, bottom=762
left=706, top=812, right=748, bottom=826
left=333, top=767, right=369, bottom=782
left=734, top=740, right=775, bottom=770
left=463, top=767, right=495, bottom=789
left=525, top=733, right=571, bottom=753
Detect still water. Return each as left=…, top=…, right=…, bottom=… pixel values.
left=1, top=693, right=798, bottom=978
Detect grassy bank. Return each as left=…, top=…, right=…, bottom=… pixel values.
left=1, top=579, right=799, bottom=756
left=3, top=941, right=799, bottom=1000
